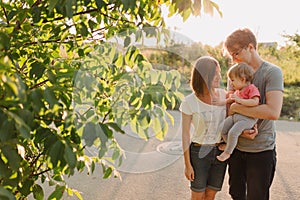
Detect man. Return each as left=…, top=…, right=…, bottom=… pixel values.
left=223, top=28, right=284, bottom=200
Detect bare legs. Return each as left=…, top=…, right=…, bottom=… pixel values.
left=191, top=188, right=218, bottom=200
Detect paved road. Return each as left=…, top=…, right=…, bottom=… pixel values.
left=34, top=111, right=300, bottom=200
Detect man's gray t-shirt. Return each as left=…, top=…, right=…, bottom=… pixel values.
left=229, top=61, right=284, bottom=152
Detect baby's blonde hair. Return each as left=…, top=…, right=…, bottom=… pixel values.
left=227, top=62, right=254, bottom=82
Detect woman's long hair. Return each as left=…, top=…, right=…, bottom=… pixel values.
left=191, top=56, right=219, bottom=96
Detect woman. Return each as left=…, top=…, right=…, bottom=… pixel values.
left=180, top=56, right=227, bottom=200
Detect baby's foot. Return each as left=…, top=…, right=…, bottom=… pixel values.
left=218, top=143, right=226, bottom=151
left=217, top=152, right=230, bottom=162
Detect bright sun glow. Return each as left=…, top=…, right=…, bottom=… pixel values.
left=162, top=0, right=300, bottom=47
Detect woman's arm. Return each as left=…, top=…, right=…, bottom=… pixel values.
left=181, top=112, right=194, bottom=181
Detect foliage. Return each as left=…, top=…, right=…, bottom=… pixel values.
left=281, top=85, right=300, bottom=120
left=258, top=42, right=300, bottom=85
left=0, top=0, right=222, bottom=199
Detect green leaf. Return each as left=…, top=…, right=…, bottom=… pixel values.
left=84, top=0, right=91, bottom=6
left=122, top=0, right=136, bottom=11
left=0, top=157, right=11, bottom=178
left=150, top=70, right=158, bottom=84
left=152, top=117, right=168, bottom=141
left=44, top=87, right=57, bottom=108
left=32, top=6, right=41, bottom=23
left=182, top=8, right=192, bottom=22
left=73, top=189, right=83, bottom=200
left=103, top=167, right=112, bottom=179
left=18, top=179, right=34, bottom=196
left=137, top=110, right=151, bottom=128
left=83, top=122, right=97, bottom=147
left=0, top=32, right=10, bottom=50
left=0, top=119, right=15, bottom=142
left=22, top=22, right=32, bottom=32
left=88, top=19, right=97, bottom=31
left=91, top=161, right=95, bottom=173
left=4, top=110, right=30, bottom=139
left=48, top=185, right=65, bottom=200
left=65, top=0, right=73, bottom=18
left=152, top=117, right=161, bottom=134
left=48, top=0, right=59, bottom=13
left=1, top=145, right=21, bottom=170
left=158, top=71, right=166, bottom=84
left=130, top=116, right=148, bottom=140
left=78, top=48, right=85, bottom=57
left=64, top=145, right=77, bottom=169
left=164, top=72, right=173, bottom=90
left=30, top=61, right=45, bottom=79
left=98, top=123, right=112, bottom=139
left=124, top=36, right=131, bottom=47
left=142, top=93, right=152, bottom=108
left=7, top=9, right=17, bottom=21
left=49, top=140, right=65, bottom=167
left=1, top=75, right=18, bottom=96
left=30, top=89, right=45, bottom=112
left=80, top=22, right=88, bottom=37
left=211, top=1, right=223, bottom=17
left=95, top=0, right=106, bottom=9
left=33, top=184, right=44, bottom=200
left=0, top=187, right=15, bottom=200
left=106, top=122, right=125, bottom=134
left=112, top=149, right=120, bottom=160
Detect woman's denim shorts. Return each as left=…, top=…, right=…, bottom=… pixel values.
left=189, top=143, right=227, bottom=192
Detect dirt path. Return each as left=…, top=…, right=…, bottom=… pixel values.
left=31, top=111, right=300, bottom=200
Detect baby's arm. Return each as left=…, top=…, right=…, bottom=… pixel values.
left=232, top=94, right=259, bottom=107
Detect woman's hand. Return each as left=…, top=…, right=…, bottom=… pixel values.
left=185, top=165, right=194, bottom=181
left=241, top=124, right=258, bottom=140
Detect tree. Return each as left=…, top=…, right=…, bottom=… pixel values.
left=0, top=0, right=221, bottom=199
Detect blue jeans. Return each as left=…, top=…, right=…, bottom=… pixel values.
left=228, top=148, right=276, bottom=200
left=190, top=144, right=227, bottom=192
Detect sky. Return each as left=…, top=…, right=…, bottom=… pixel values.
left=162, top=0, right=300, bottom=47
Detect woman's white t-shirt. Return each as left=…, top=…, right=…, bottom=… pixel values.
left=179, top=88, right=227, bottom=145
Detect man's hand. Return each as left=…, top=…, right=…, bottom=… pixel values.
left=241, top=124, right=258, bottom=140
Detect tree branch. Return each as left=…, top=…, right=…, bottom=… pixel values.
left=29, top=79, right=49, bottom=90
left=52, top=8, right=99, bottom=21
left=29, top=151, right=43, bottom=168
left=49, top=8, right=134, bottom=25
left=24, top=39, right=62, bottom=46
left=1, top=6, right=9, bottom=25
left=102, top=110, right=111, bottom=123
left=31, top=0, right=43, bottom=8
left=34, top=115, right=64, bottom=123
left=31, top=168, right=51, bottom=177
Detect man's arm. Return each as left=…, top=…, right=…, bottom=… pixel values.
left=230, top=90, right=283, bottom=120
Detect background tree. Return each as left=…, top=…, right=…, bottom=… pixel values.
left=258, top=34, right=300, bottom=119
left=0, top=0, right=221, bottom=199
